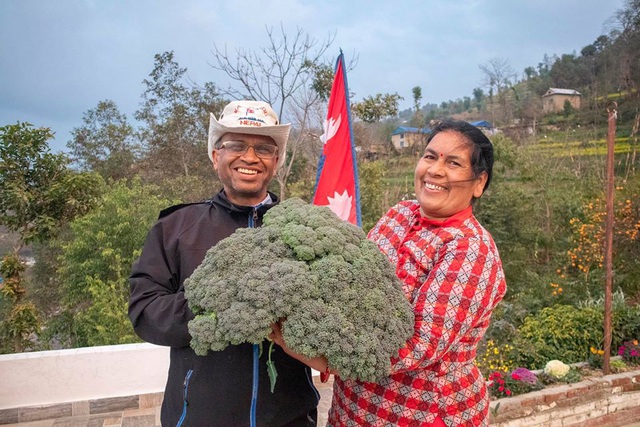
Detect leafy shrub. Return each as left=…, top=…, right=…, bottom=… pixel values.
left=610, top=358, right=628, bottom=372
left=578, top=290, right=640, bottom=350
left=614, top=305, right=640, bottom=346
left=52, top=177, right=177, bottom=347
left=513, top=304, right=603, bottom=369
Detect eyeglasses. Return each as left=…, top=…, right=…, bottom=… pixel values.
left=217, top=140, right=279, bottom=159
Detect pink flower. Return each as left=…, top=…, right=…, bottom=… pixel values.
left=511, top=367, right=538, bottom=385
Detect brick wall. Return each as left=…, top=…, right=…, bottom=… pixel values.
left=490, top=370, right=640, bottom=427
left=1, top=369, right=639, bottom=426
left=0, top=393, right=163, bottom=425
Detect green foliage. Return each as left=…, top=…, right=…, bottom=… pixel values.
left=184, top=198, right=414, bottom=382
left=614, top=303, right=640, bottom=344
left=359, top=160, right=386, bottom=232
left=68, top=100, right=137, bottom=180
left=412, top=86, right=422, bottom=110
left=577, top=290, right=640, bottom=348
left=0, top=252, right=25, bottom=282
left=0, top=252, right=39, bottom=353
left=53, top=177, right=177, bottom=347
left=0, top=122, right=103, bottom=246
left=0, top=122, right=102, bottom=353
left=0, top=301, right=39, bottom=354
left=135, top=51, right=226, bottom=185
left=351, top=93, right=404, bottom=123
left=513, top=305, right=604, bottom=369
left=306, top=60, right=334, bottom=102
left=562, top=99, right=574, bottom=117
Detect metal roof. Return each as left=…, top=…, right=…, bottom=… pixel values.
left=543, top=88, right=581, bottom=97
left=391, top=126, right=430, bottom=135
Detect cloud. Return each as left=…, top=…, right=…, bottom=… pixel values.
left=0, top=0, right=625, bottom=153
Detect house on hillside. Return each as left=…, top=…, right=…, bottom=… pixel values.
left=542, top=88, right=582, bottom=114
left=469, top=120, right=496, bottom=134
left=391, top=126, right=430, bottom=151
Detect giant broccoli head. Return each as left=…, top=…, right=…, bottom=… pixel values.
left=184, top=198, right=414, bottom=382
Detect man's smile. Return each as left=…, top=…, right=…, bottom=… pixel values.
left=236, top=167, right=258, bottom=175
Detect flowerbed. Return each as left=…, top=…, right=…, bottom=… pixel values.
left=484, top=345, right=640, bottom=426
left=488, top=367, right=640, bottom=427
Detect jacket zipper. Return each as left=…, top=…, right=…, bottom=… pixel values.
left=176, top=369, right=193, bottom=427
left=249, top=206, right=259, bottom=427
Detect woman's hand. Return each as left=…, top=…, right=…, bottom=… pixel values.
left=269, top=320, right=334, bottom=376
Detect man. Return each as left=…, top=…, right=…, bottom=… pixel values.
left=129, top=100, right=320, bottom=427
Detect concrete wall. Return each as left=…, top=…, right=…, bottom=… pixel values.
left=2, top=344, right=639, bottom=426
left=0, top=343, right=170, bottom=410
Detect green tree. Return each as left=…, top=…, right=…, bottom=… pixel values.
left=308, top=61, right=335, bottom=102
left=0, top=122, right=102, bottom=352
left=351, top=93, right=404, bottom=123
left=68, top=99, right=137, bottom=180
left=411, top=86, right=422, bottom=112
left=53, top=178, right=176, bottom=347
left=524, top=66, right=537, bottom=79
left=562, top=99, right=574, bottom=117
left=549, top=53, right=591, bottom=89
left=611, top=0, right=640, bottom=93
left=409, top=86, right=425, bottom=129
left=472, top=87, right=485, bottom=111
left=135, top=51, right=226, bottom=190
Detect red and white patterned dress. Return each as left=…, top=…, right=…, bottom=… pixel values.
left=327, top=201, right=507, bottom=427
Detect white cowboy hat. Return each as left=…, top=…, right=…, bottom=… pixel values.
left=208, top=100, right=291, bottom=168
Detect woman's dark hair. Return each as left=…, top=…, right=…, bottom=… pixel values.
left=426, top=120, right=494, bottom=192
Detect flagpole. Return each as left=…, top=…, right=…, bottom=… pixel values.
left=338, top=51, right=362, bottom=226
left=312, top=50, right=362, bottom=227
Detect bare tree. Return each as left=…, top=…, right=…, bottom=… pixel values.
left=209, top=25, right=337, bottom=199
left=479, top=58, right=517, bottom=125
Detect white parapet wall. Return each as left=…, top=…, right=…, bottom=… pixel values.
left=0, top=343, right=170, bottom=410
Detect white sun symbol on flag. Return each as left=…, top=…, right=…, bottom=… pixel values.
left=327, top=190, right=352, bottom=221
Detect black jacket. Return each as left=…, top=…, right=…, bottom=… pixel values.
left=129, top=190, right=319, bottom=427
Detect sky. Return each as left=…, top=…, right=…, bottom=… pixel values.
left=0, top=0, right=625, bottom=153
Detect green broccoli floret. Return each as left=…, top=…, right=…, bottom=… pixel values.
left=184, top=198, right=414, bottom=382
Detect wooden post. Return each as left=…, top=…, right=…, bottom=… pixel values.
left=603, top=102, right=617, bottom=374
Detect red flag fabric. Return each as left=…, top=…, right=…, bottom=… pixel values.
left=312, top=52, right=361, bottom=226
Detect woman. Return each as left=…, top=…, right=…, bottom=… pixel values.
left=326, top=120, right=507, bottom=426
